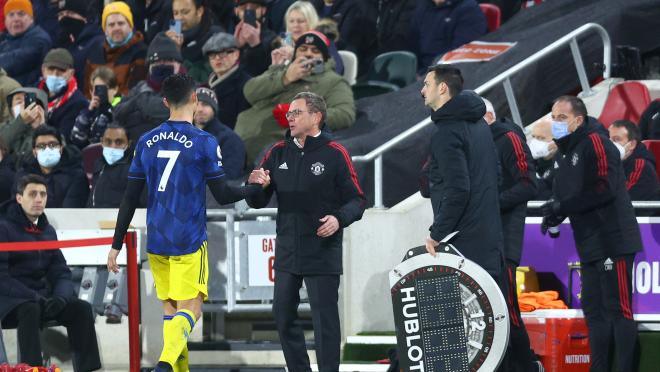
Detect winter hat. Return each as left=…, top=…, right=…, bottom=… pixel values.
left=147, top=33, right=183, bottom=65
left=102, top=1, right=134, bottom=32
left=235, top=0, right=267, bottom=6
left=202, top=32, right=237, bottom=55
left=42, top=48, right=74, bottom=70
left=295, top=31, right=330, bottom=61
left=196, top=87, right=218, bottom=113
left=4, top=0, right=33, bottom=18
left=59, top=0, right=88, bottom=16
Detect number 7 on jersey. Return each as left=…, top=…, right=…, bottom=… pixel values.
left=157, top=150, right=180, bottom=192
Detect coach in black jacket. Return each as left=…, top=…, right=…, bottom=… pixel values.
left=542, top=96, right=642, bottom=372
left=421, top=65, right=504, bottom=277
left=0, top=174, right=100, bottom=371
left=247, top=92, right=365, bottom=372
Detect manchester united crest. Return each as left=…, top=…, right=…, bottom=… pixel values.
left=310, top=162, right=325, bottom=176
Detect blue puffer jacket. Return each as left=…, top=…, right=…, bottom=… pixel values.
left=410, top=0, right=487, bottom=71
left=0, top=24, right=52, bottom=86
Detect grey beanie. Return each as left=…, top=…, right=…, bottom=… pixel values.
left=147, top=33, right=183, bottom=65
left=202, top=32, right=238, bottom=55
left=196, top=87, right=218, bottom=113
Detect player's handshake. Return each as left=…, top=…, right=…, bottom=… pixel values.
left=248, top=168, right=271, bottom=188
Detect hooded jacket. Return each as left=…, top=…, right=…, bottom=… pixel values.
left=427, top=91, right=503, bottom=276
left=0, top=24, right=52, bottom=86
left=622, top=143, right=660, bottom=201
left=14, top=146, right=89, bottom=208
left=553, top=119, right=642, bottom=262
left=490, top=118, right=538, bottom=264
left=113, top=80, right=169, bottom=142
left=0, top=201, right=73, bottom=321
left=246, top=131, right=366, bottom=275
left=0, top=68, right=21, bottom=123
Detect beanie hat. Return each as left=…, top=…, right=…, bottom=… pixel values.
left=102, top=1, right=134, bottom=32
left=295, top=31, right=330, bottom=61
left=59, top=0, right=88, bottom=16
left=196, top=87, right=218, bottom=114
left=4, top=0, right=33, bottom=18
left=147, top=33, right=183, bottom=65
left=235, top=0, right=267, bottom=6
left=202, top=32, right=238, bottom=55
left=42, top=48, right=75, bottom=70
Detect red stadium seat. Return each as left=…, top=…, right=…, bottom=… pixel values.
left=642, top=140, right=660, bottom=182
left=82, top=143, right=103, bottom=186
left=479, top=3, right=502, bottom=33
left=598, top=81, right=651, bottom=128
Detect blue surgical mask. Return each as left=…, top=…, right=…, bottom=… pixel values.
left=37, top=148, right=61, bottom=168
left=106, top=31, right=134, bottom=49
left=551, top=120, right=570, bottom=139
left=103, top=146, right=125, bottom=165
left=46, top=75, right=68, bottom=93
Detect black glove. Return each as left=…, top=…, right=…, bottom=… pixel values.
left=541, top=199, right=562, bottom=219
left=43, top=296, right=67, bottom=319
left=541, top=216, right=563, bottom=238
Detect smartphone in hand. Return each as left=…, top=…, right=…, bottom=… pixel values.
left=169, top=19, right=182, bottom=35
left=244, top=9, right=257, bottom=27
left=94, top=85, right=109, bottom=104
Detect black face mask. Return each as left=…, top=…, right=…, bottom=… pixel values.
left=150, top=64, right=175, bottom=83
left=58, top=17, right=86, bottom=45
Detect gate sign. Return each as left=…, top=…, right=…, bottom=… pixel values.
left=439, top=41, right=517, bottom=64
left=248, top=235, right=276, bottom=286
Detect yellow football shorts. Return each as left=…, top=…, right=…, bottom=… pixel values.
left=148, top=241, right=209, bottom=301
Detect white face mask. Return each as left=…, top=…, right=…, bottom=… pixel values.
left=528, top=138, right=551, bottom=159
left=612, top=140, right=626, bottom=160
left=12, top=104, right=22, bottom=118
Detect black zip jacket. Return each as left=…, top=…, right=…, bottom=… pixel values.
left=622, top=143, right=660, bottom=201
left=428, top=91, right=504, bottom=276
left=553, top=119, right=642, bottom=263
left=491, top=118, right=538, bottom=264
left=246, top=131, right=366, bottom=275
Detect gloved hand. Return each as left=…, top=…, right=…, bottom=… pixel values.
left=541, top=199, right=562, bottom=219
left=541, top=215, right=564, bottom=238
left=43, top=296, right=67, bottom=319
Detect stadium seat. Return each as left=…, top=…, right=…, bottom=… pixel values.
left=642, top=140, right=660, bottom=182
left=598, top=81, right=651, bottom=128
left=82, top=143, right=103, bottom=185
left=352, top=81, right=399, bottom=100
left=479, top=3, right=502, bottom=32
left=338, top=50, right=358, bottom=86
left=365, top=51, right=418, bottom=89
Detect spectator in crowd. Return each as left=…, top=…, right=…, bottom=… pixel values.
left=0, top=137, right=14, bottom=204
left=0, top=87, right=48, bottom=164
left=0, top=174, right=101, bottom=371
left=70, top=66, right=122, bottom=148
left=113, top=33, right=180, bottom=141
left=410, top=0, right=487, bottom=72
left=55, top=0, right=104, bottom=87
left=541, top=96, right=641, bottom=372
left=32, top=0, right=61, bottom=38
left=37, top=48, right=89, bottom=140
left=14, top=125, right=88, bottom=208
left=639, top=100, right=660, bottom=140
left=233, top=0, right=277, bottom=76
left=609, top=119, right=660, bottom=200
left=127, top=0, right=173, bottom=44
left=310, top=0, right=369, bottom=62
left=267, top=0, right=295, bottom=34
left=235, top=30, right=355, bottom=165
left=164, top=0, right=223, bottom=82
left=208, top=0, right=237, bottom=32
left=0, top=0, right=52, bottom=86
left=194, top=87, right=246, bottom=179
left=0, top=66, right=20, bottom=123
left=84, top=1, right=147, bottom=97
left=529, top=116, right=558, bottom=199
left=202, top=32, right=250, bottom=129
left=88, top=124, right=143, bottom=208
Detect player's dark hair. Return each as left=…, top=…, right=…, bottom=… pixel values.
left=162, top=73, right=196, bottom=108
left=426, top=64, right=464, bottom=97
left=554, top=95, right=588, bottom=120
left=32, top=125, right=62, bottom=148
left=612, top=119, right=641, bottom=142
left=16, top=174, right=47, bottom=195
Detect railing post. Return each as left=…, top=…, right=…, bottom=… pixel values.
left=570, top=38, right=594, bottom=97
left=503, top=77, right=523, bottom=128
left=125, top=231, right=140, bottom=372
left=374, top=155, right=384, bottom=209
left=225, top=212, right=236, bottom=313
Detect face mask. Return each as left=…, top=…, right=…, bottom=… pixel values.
left=12, top=104, right=21, bottom=118
left=106, top=31, right=134, bottom=49
left=528, top=138, right=551, bottom=159
left=102, top=146, right=125, bottom=165
left=58, top=17, right=86, bottom=45
left=150, top=64, right=175, bottom=83
left=46, top=75, right=68, bottom=93
left=612, top=140, right=626, bottom=160
left=551, top=120, right=570, bottom=139
left=37, top=148, right=61, bottom=168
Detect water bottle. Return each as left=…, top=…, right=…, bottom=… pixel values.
left=548, top=225, right=560, bottom=238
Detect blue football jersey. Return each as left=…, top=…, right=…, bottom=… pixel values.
left=129, top=120, right=225, bottom=255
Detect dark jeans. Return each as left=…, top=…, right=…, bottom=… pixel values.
left=273, top=270, right=340, bottom=372
left=3, top=298, right=101, bottom=372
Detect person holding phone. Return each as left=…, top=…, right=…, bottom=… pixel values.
left=70, top=66, right=122, bottom=148
left=0, top=87, right=48, bottom=165
left=233, top=0, right=278, bottom=76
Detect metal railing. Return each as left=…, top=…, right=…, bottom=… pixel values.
left=352, top=23, right=612, bottom=209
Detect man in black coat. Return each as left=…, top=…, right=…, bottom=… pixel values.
left=608, top=119, right=660, bottom=201
left=541, top=96, right=642, bottom=372
left=0, top=174, right=100, bottom=371
left=233, top=0, right=277, bottom=76
left=484, top=99, right=542, bottom=372
left=247, top=92, right=366, bottom=372
left=421, top=65, right=504, bottom=277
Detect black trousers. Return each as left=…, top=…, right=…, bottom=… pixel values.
left=502, top=260, right=536, bottom=372
left=581, top=254, right=638, bottom=372
left=273, top=270, right=340, bottom=372
left=3, top=299, right=101, bottom=372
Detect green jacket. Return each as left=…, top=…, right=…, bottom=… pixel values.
left=235, top=61, right=355, bottom=165
left=0, top=68, right=20, bottom=124
left=0, top=115, right=36, bottom=166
